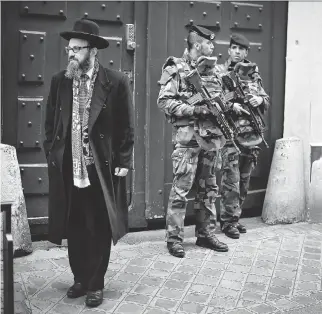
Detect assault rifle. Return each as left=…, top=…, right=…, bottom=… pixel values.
left=185, top=68, right=240, bottom=153
left=221, top=63, right=269, bottom=148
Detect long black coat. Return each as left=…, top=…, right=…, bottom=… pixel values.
left=43, top=65, right=134, bottom=245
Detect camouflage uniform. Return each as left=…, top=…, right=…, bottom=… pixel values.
left=157, top=49, right=226, bottom=243
left=215, top=58, right=270, bottom=227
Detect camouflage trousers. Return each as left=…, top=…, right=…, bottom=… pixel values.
left=166, top=147, right=219, bottom=243
left=219, top=142, right=260, bottom=226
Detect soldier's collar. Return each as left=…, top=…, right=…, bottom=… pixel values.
left=182, top=49, right=197, bottom=68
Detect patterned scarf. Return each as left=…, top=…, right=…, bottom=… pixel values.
left=71, top=58, right=99, bottom=188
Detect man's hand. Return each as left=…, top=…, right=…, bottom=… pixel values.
left=114, top=167, right=129, bottom=177
left=248, top=95, right=263, bottom=107
left=232, top=103, right=250, bottom=115
left=194, top=105, right=211, bottom=118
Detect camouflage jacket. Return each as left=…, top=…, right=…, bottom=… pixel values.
left=157, top=49, right=226, bottom=151
left=215, top=58, right=270, bottom=147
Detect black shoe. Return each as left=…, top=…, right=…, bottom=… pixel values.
left=167, top=242, right=185, bottom=258
left=236, top=222, right=247, bottom=233
left=86, top=290, right=103, bottom=307
left=67, top=282, right=87, bottom=298
left=223, top=224, right=240, bottom=239
left=196, top=237, right=229, bottom=252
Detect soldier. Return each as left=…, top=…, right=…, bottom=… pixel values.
left=216, top=33, right=270, bottom=239
left=157, top=25, right=229, bottom=258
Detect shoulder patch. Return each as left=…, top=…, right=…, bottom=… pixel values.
left=158, top=57, right=181, bottom=85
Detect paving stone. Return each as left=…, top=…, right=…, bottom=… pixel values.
left=184, top=292, right=210, bottom=304
left=268, top=286, right=292, bottom=296
left=277, top=256, right=299, bottom=266
left=203, top=261, right=227, bottom=271
left=140, top=276, right=165, bottom=287
left=304, top=241, right=321, bottom=247
left=301, top=259, right=321, bottom=268
left=129, top=258, right=153, bottom=267
left=283, top=304, right=322, bottom=314
left=189, top=284, right=213, bottom=294
left=133, top=284, right=159, bottom=295
left=265, top=293, right=283, bottom=302
left=246, top=274, right=271, bottom=285
left=106, top=279, right=134, bottom=292
left=61, top=295, right=86, bottom=306
left=213, top=287, right=239, bottom=299
left=250, top=266, right=273, bottom=277
left=230, top=257, right=253, bottom=267
left=222, top=271, right=248, bottom=282
left=149, top=297, right=179, bottom=311
left=115, top=302, right=145, bottom=314
left=256, top=254, right=277, bottom=263
left=248, top=303, right=279, bottom=314
left=104, top=289, right=124, bottom=300
left=208, top=255, right=232, bottom=264
left=158, top=287, right=185, bottom=300
left=243, top=282, right=268, bottom=292
left=226, top=264, right=252, bottom=274
left=179, top=301, right=206, bottom=313
left=218, top=279, right=243, bottom=291
left=279, top=250, right=301, bottom=258
left=290, top=295, right=317, bottom=305
left=226, top=309, right=252, bottom=314
left=304, top=247, right=321, bottom=254
left=29, top=299, right=56, bottom=313
left=295, top=281, right=321, bottom=291
left=268, top=298, right=301, bottom=311
left=199, top=267, right=224, bottom=277
left=194, top=274, right=221, bottom=286
left=181, top=259, right=204, bottom=267
left=124, top=293, right=151, bottom=304
left=47, top=303, right=83, bottom=314
left=123, top=265, right=146, bottom=274
left=108, top=263, right=125, bottom=271
left=163, top=279, right=189, bottom=290
left=208, top=296, right=237, bottom=310
left=274, top=270, right=297, bottom=280
left=35, top=288, right=66, bottom=302
left=169, top=271, right=194, bottom=282
left=185, top=251, right=208, bottom=260
left=309, top=291, right=322, bottom=301
left=147, top=269, right=171, bottom=278
left=115, top=272, right=142, bottom=283
left=175, top=265, right=197, bottom=274
left=253, top=260, right=275, bottom=270
left=236, top=299, right=258, bottom=308
left=298, top=272, right=321, bottom=282
left=144, top=307, right=173, bottom=314
left=301, top=266, right=321, bottom=275
left=303, top=253, right=321, bottom=261
left=274, top=263, right=298, bottom=272
left=152, top=261, right=176, bottom=271
left=270, top=277, right=293, bottom=289
left=240, top=290, right=265, bottom=302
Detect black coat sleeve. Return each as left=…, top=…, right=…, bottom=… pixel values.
left=113, top=74, right=134, bottom=169
left=43, top=75, right=58, bottom=157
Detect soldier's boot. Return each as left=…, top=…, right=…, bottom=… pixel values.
left=222, top=223, right=240, bottom=239
left=167, top=242, right=185, bottom=258
left=236, top=222, right=247, bottom=233
left=196, top=236, right=228, bottom=252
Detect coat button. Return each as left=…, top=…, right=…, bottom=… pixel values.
left=100, top=134, right=104, bottom=139
left=104, top=160, right=109, bottom=166
left=56, top=135, right=60, bottom=141
left=59, top=107, right=62, bottom=111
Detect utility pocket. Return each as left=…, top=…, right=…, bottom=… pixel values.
left=175, top=126, right=195, bottom=145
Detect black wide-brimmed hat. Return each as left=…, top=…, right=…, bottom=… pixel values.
left=60, top=18, right=109, bottom=49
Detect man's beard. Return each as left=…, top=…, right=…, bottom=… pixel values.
left=65, top=55, right=91, bottom=79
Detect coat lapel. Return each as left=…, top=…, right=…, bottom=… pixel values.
left=88, top=65, right=113, bottom=134
left=60, top=76, right=73, bottom=139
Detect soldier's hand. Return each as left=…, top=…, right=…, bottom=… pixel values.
left=194, top=105, right=211, bottom=118
left=115, top=167, right=129, bottom=177
left=232, top=103, right=250, bottom=115
left=249, top=95, right=263, bottom=107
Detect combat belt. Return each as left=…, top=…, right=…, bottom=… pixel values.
left=221, top=62, right=269, bottom=148
left=184, top=56, right=241, bottom=153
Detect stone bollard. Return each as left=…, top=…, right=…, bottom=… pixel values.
left=262, top=137, right=305, bottom=224
left=0, top=144, right=32, bottom=256
left=309, top=157, right=322, bottom=223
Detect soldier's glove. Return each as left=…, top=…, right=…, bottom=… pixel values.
left=194, top=105, right=211, bottom=118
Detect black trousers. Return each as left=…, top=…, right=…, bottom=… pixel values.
left=66, top=164, right=112, bottom=291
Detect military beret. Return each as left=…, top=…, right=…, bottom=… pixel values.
left=230, top=33, right=250, bottom=49
left=189, top=25, right=215, bottom=41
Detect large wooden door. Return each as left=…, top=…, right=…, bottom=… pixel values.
left=1, top=1, right=136, bottom=232
left=145, top=1, right=287, bottom=221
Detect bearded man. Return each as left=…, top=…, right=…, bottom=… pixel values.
left=43, top=19, right=134, bottom=307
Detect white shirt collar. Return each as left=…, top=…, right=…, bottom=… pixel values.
left=85, top=67, right=94, bottom=80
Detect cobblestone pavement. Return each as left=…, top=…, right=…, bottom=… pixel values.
left=13, top=219, right=322, bottom=314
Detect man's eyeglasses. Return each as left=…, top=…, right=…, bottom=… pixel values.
left=65, top=46, right=91, bottom=54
